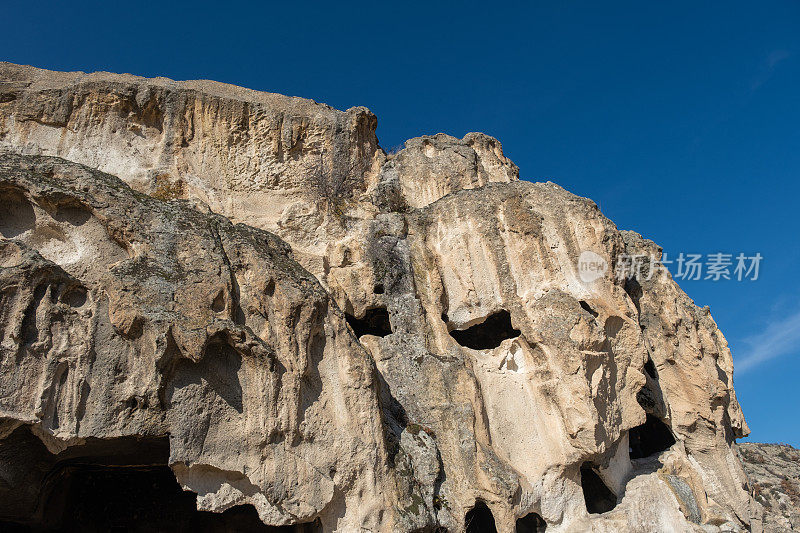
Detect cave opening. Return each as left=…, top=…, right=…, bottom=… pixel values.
left=48, top=463, right=282, bottom=532
left=628, top=414, right=676, bottom=459
left=345, top=307, right=392, bottom=338
left=516, top=512, right=547, bottom=532
left=448, top=310, right=520, bottom=350
left=580, top=463, right=617, bottom=514
left=0, top=428, right=319, bottom=532
left=465, top=500, right=497, bottom=533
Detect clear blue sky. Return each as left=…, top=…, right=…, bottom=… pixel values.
left=4, top=1, right=799, bottom=446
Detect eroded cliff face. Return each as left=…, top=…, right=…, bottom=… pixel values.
left=737, top=443, right=800, bottom=532
left=0, top=63, right=760, bottom=532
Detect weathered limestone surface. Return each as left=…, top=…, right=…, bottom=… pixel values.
left=737, top=443, right=800, bottom=532
left=0, top=153, right=393, bottom=530
left=0, top=63, right=763, bottom=532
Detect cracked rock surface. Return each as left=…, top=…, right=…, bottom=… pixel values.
left=0, top=62, right=764, bottom=532
left=738, top=443, right=800, bottom=532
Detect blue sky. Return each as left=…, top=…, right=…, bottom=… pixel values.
left=4, top=1, right=799, bottom=446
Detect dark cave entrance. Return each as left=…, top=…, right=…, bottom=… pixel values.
left=345, top=306, right=392, bottom=338
left=465, top=501, right=497, bottom=533
left=628, top=414, right=676, bottom=460
left=0, top=427, right=319, bottom=532
left=49, top=463, right=279, bottom=532
left=516, top=512, right=547, bottom=532
left=580, top=463, right=617, bottom=514
left=448, top=310, right=521, bottom=350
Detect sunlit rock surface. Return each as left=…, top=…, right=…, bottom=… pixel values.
left=737, top=443, right=800, bottom=533
left=0, top=63, right=761, bottom=532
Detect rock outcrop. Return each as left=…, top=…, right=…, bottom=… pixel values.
left=738, top=443, right=800, bottom=532
left=0, top=63, right=762, bottom=532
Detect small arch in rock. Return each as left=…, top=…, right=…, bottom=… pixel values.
left=580, top=462, right=617, bottom=514
left=629, top=414, right=676, bottom=459
left=516, top=512, right=547, bottom=532
left=449, top=310, right=520, bottom=350
left=211, top=290, right=226, bottom=312
left=62, top=286, right=88, bottom=308
left=345, top=307, right=392, bottom=338
left=465, top=500, right=497, bottom=533
left=0, top=190, right=36, bottom=238
left=0, top=428, right=312, bottom=531
left=53, top=206, right=92, bottom=227
left=265, top=279, right=275, bottom=297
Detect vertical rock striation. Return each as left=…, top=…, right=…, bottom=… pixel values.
left=0, top=63, right=760, bottom=532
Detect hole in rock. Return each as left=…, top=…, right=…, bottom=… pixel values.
left=0, top=429, right=317, bottom=531
left=449, top=310, right=520, bottom=350
left=373, top=283, right=385, bottom=294
left=125, top=396, right=138, bottom=410
left=0, top=191, right=36, bottom=238
left=579, top=301, right=598, bottom=318
left=580, top=463, right=617, bottom=514
left=644, top=357, right=658, bottom=379
left=62, top=286, right=88, bottom=308
left=211, top=290, right=226, bottom=312
left=50, top=466, right=282, bottom=531
left=53, top=206, right=92, bottom=226
left=516, top=512, right=547, bottom=532
left=628, top=414, right=676, bottom=459
left=21, top=283, right=48, bottom=345
left=623, top=276, right=642, bottom=311
left=345, top=307, right=392, bottom=338
left=465, top=500, right=497, bottom=533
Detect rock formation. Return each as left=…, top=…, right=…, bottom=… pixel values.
left=0, top=62, right=764, bottom=532
left=738, top=443, right=800, bottom=532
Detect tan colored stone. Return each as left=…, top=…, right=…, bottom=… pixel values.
left=0, top=63, right=761, bottom=532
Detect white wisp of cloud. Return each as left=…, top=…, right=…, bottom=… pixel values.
left=736, top=310, right=800, bottom=374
